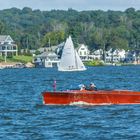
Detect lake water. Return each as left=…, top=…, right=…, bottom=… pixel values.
left=0, top=66, right=140, bottom=140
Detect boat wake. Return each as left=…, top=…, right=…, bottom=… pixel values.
left=70, top=101, right=94, bottom=106
left=69, top=101, right=112, bottom=106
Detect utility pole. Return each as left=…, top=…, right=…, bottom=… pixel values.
left=38, top=32, right=41, bottom=48
left=26, top=36, right=29, bottom=53
left=48, top=37, right=51, bottom=48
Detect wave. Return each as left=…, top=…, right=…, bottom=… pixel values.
left=69, top=101, right=112, bottom=106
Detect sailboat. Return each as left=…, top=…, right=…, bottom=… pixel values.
left=58, top=36, right=86, bottom=71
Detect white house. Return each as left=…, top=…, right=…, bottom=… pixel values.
left=116, top=49, right=126, bottom=61
left=44, top=52, right=60, bottom=67
left=34, top=51, right=60, bottom=68
left=105, top=49, right=126, bottom=62
left=77, top=44, right=89, bottom=60
left=92, top=49, right=103, bottom=60
left=125, top=50, right=138, bottom=63
left=0, top=35, right=18, bottom=60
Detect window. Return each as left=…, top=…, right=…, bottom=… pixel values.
left=48, top=62, right=51, bottom=65
left=81, top=48, right=85, bottom=50
left=2, top=46, right=5, bottom=50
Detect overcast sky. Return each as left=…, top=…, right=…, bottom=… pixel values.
left=0, top=0, right=139, bottom=11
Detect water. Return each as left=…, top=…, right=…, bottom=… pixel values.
left=0, top=66, right=140, bottom=140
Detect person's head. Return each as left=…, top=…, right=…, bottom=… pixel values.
left=79, top=84, right=85, bottom=90
left=90, top=82, right=95, bottom=87
left=82, top=84, right=86, bottom=89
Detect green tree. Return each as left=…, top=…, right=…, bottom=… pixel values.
left=41, top=31, right=65, bottom=47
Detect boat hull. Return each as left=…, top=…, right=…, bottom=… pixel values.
left=42, top=90, right=140, bottom=105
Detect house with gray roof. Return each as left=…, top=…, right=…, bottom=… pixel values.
left=34, top=51, right=60, bottom=68
left=0, top=35, right=18, bottom=61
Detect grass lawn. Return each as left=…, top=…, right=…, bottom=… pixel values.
left=84, top=60, right=104, bottom=66
left=0, top=56, right=4, bottom=62
left=0, top=55, right=33, bottom=63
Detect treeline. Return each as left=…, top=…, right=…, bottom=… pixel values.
left=0, top=7, right=139, bottom=52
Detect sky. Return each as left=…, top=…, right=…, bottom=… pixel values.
left=0, top=0, right=139, bottom=11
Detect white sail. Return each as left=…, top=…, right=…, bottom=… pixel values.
left=74, top=50, right=86, bottom=71
left=58, top=36, right=86, bottom=71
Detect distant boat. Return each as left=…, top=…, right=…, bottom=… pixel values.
left=58, top=36, right=86, bottom=71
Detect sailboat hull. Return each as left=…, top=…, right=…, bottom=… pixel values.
left=58, top=67, right=86, bottom=71
left=42, top=90, right=140, bottom=105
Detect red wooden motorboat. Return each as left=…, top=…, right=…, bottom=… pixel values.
left=42, top=89, right=140, bottom=105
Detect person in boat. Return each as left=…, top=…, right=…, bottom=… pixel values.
left=89, top=82, right=97, bottom=91
left=79, top=84, right=86, bottom=91
left=53, top=80, right=56, bottom=91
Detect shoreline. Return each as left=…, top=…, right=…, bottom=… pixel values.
left=0, top=61, right=140, bottom=69
left=0, top=62, right=34, bottom=68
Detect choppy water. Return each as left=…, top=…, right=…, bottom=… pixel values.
left=0, top=66, right=140, bottom=140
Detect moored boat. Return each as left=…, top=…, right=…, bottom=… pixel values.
left=42, top=89, right=140, bottom=105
